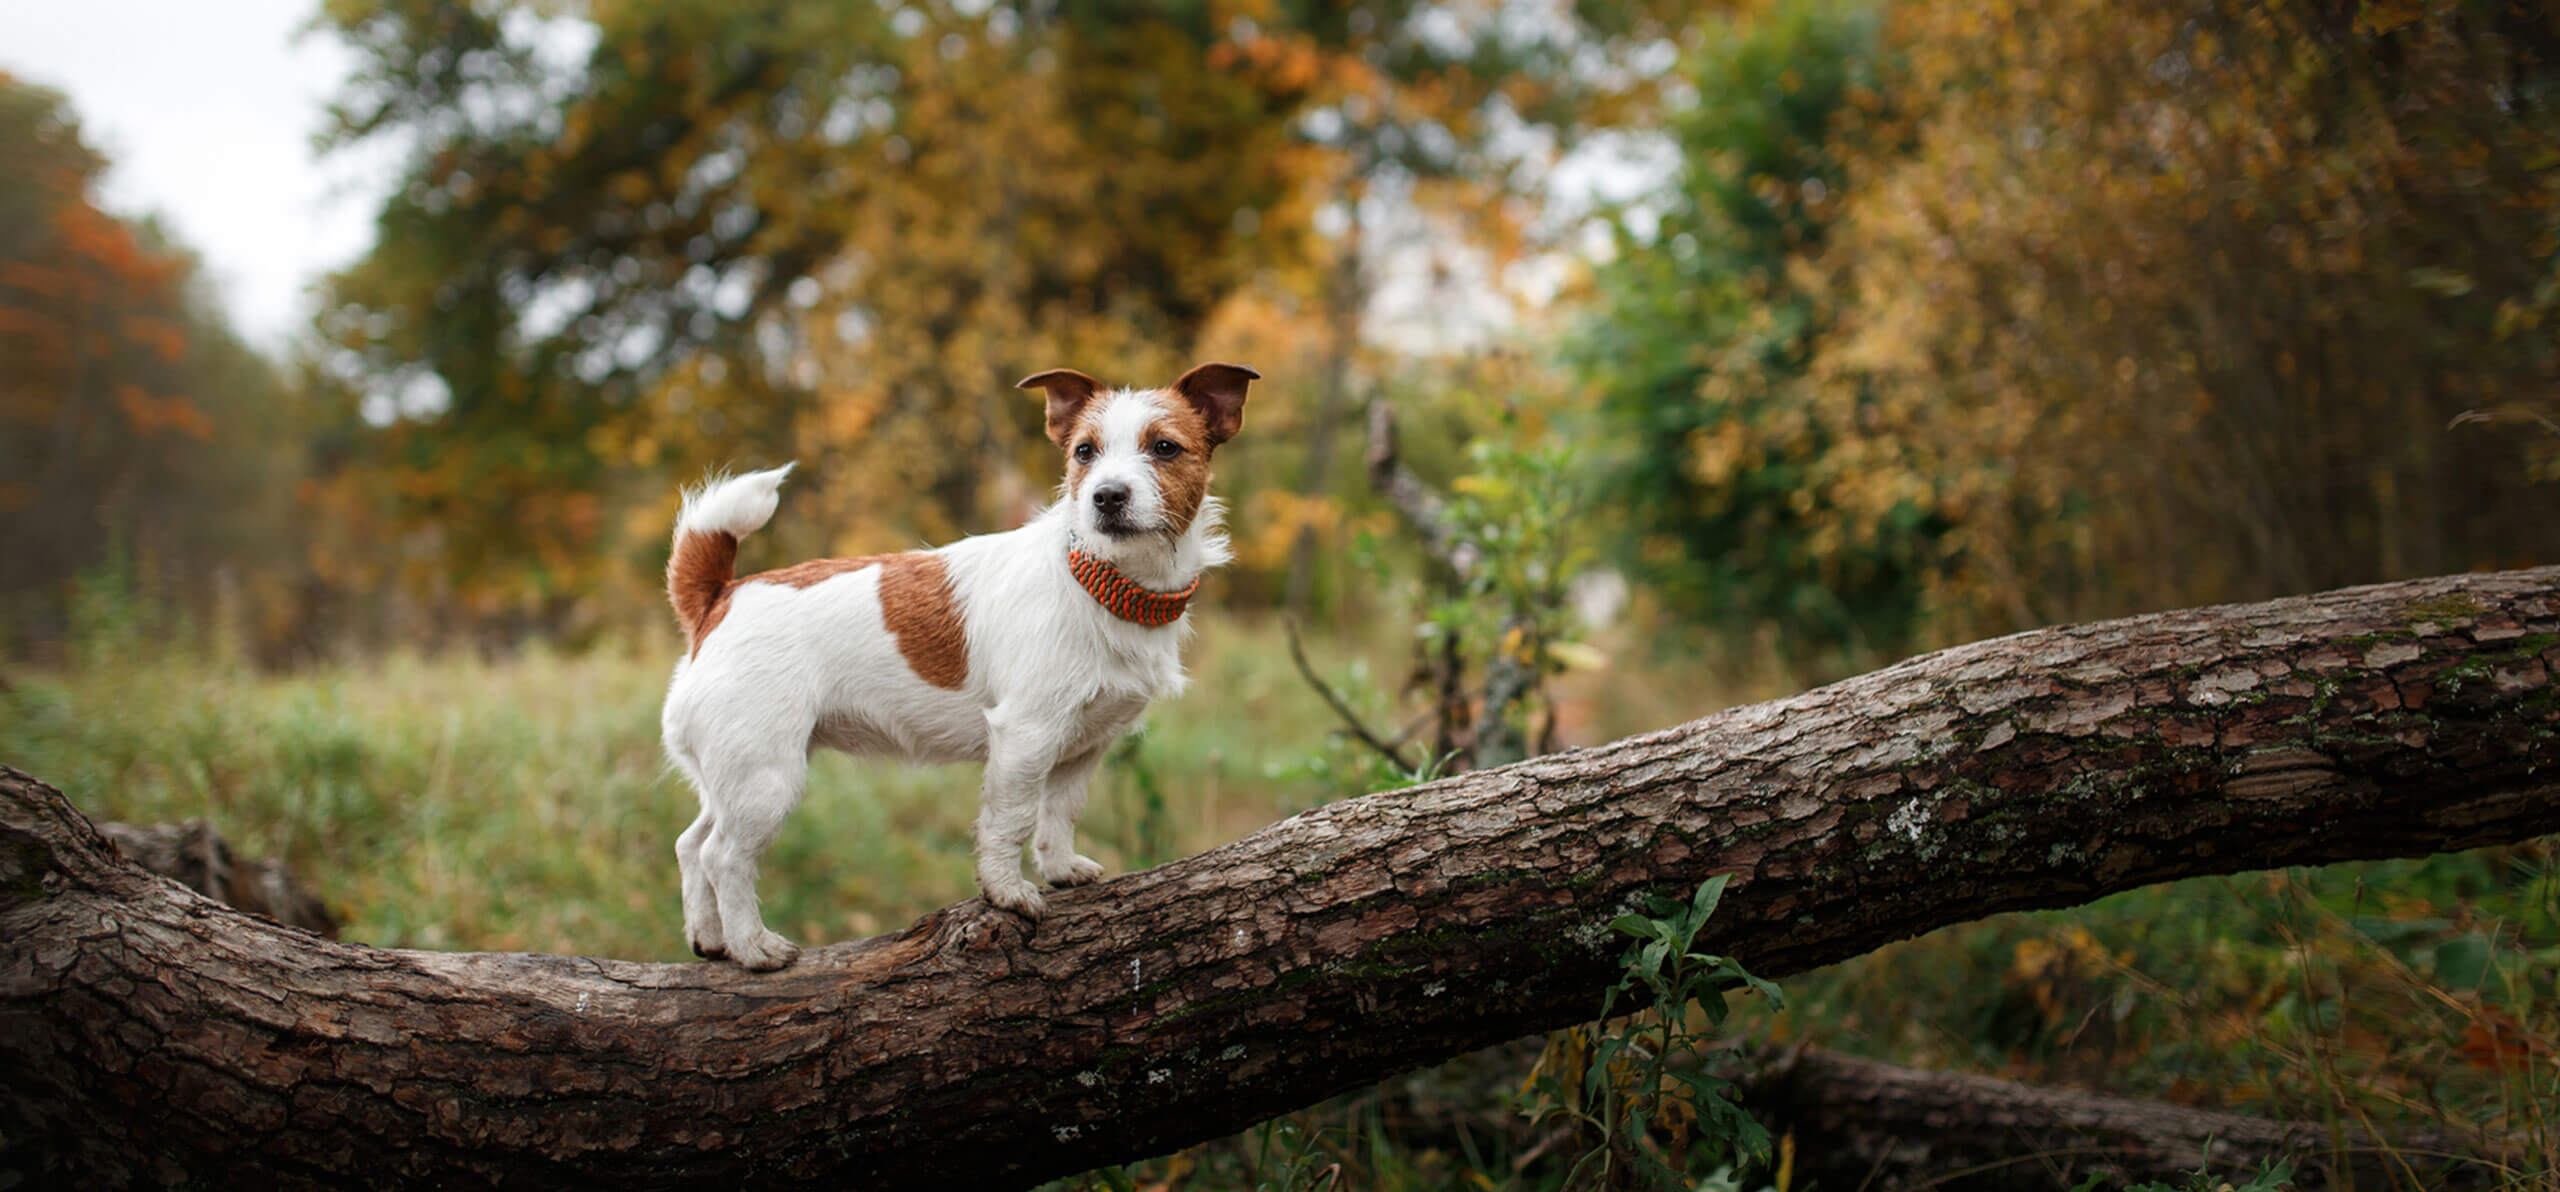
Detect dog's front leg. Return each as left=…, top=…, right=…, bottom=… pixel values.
left=1034, top=745, right=1110, bottom=889
left=976, top=705, right=1069, bottom=918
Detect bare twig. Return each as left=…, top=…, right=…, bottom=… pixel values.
left=1284, top=618, right=1415, bottom=773
left=1365, top=400, right=1470, bottom=576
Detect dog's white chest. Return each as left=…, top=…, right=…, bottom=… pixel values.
left=1069, top=690, right=1152, bottom=752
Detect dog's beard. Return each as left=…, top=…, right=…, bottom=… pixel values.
left=1092, top=510, right=1147, bottom=539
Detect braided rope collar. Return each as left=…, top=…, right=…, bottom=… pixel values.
left=1067, top=542, right=1198, bottom=627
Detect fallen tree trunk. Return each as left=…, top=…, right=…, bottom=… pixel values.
left=3, top=567, right=2555, bottom=1189
left=1739, top=1045, right=2515, bottom=1190
left=93, top=818, right=339, bottom=938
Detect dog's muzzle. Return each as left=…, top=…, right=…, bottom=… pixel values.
left=1090, top=482, right=1141, bottom=537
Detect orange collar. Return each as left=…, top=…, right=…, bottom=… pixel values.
left=1067, top=546, right=1197, bottom=627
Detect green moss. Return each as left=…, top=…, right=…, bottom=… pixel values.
left=2508, top=632, right=2560, bottom=655
left=2438, top=655, right=2495, bottom=695
left=2398, top=593, right=2483, bottom=624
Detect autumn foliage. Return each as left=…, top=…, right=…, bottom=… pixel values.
left=294, top=0, right=1687, bottom=639
left=1578, top=0, right=2560, bottom=662
left=0, top=76, right=306, bottom=656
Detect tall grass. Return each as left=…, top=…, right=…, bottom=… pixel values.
left=0, top=615, right=1366, bottom=959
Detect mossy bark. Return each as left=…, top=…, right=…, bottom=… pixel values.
left=4, top=567, right=2557, bottom=1189
left=1740, top=1044, right=2511, bottom=1190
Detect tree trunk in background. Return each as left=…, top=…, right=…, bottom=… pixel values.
left=1738, top=1045, right=2513, bottom=1191
left=4, top=567, right=2556, bottom=1189
left=1281, top=196, right=1365, bottom=618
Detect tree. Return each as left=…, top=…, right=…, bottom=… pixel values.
left=304, top=0, right=1689, bottom=633
left=1582, top=0, right=2560, bottom=656
left=5, top=566, right=2554, bottom=1187
left=1808, top=0, right=2560, bottom=629
left=0, top=73, right=308, bottom=658
left=1574, top=0, right=1950, bottom=662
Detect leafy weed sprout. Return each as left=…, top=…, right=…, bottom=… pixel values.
left=1522, top=875, right=1784, bottom=1191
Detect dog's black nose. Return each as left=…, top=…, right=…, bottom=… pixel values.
left=1091, top=482, right=1131, bottom=514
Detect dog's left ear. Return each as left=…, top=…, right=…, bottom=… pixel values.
left=1171, top=362, right=1258, bottom=448
left=1018, top=368, right=1105, bottom=448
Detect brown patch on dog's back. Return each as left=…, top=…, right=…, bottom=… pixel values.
left=1140, top=392, right=1216, bottom=535
left=876, top=553, right=968, bottom=689
left=692, top=551, right=969, bottom=689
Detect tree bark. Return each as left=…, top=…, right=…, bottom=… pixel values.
left=1738, top=1044, right=2514, bottom=1191
left=93, top=819, right=339, bottom=938
left=4, top=567, right=2556, bottom=1189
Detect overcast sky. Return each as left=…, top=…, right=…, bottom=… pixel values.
left=0, top=0, right=390, bottom=350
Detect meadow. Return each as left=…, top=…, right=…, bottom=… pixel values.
left=5, top=607, right=2551, bottom=1188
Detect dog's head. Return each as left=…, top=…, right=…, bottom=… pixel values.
left=1016, top=362, right=1256, bottom=544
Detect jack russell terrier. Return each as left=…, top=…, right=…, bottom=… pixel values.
left=659, top=362, right=1256, bottom=969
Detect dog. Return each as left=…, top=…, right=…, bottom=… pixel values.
left=658, top=362, right=1256, bottom=969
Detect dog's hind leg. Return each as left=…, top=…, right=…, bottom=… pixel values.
left=1034, top=744, right=1109, bottom=889
left=674, top=806, right=725, bottom=959
left=698, top=750, right=809, bottom=971
left=664, top=730, right=730, bottom=959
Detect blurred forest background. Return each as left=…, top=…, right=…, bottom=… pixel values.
left=4, top=0, right=2557, bottom=1187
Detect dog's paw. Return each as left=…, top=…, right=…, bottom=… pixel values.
left=983, top=875, right=1049, bottom=920
left=726, top=930, right=800, bottom=971
left=687, top=924, right=728, bottom=961
left=1042, top=853, right=1106, bottom=888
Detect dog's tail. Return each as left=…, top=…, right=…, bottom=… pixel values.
left=667, top=463, right=794, bottom=650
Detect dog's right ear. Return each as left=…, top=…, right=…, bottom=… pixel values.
left=1017, top=368, right=1105, bottom=448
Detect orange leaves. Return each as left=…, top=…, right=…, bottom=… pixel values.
left=2459, top=1004, right=2553, bottom=1072
left=113, top=386, right=214, bottom=441
left=0, top=259, right=72, bottom=299
left=1, top=87, right=206, bottom=449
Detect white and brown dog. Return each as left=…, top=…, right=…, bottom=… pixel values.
left=658, top=363, right=1255, bottom=969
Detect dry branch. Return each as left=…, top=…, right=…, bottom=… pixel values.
left=4, top=567, right=2558, bottom=1189
left=1739, top=1045, right=2515, bottom=1190
left=94, top=818, right=338, bottom=938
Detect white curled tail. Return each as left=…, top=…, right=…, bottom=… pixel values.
left=667, top=464, right=794, bottom=651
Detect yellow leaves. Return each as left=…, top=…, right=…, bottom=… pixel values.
left=2407, top=266, right=2476, bottom=297
left=1547, top=639, right=1609, bottom=672
left=2009, top=927, right=2129, bottom=1027
left=2355, top=0, right=2427, bottom=36
left=607, top=169, right=652, bottom=205
left=1213, top=28, right=1329, bottom=94
left=1235, top=490, right=1343, bottom=570
left=1684, top=420, right=1757, bottom=491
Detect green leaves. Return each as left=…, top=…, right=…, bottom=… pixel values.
left=1524, top=875, right=1783, bottom=1189
left=1572, top=0, right=1945, bottom=664
left=1605, top=875, right=1786, bottom=1034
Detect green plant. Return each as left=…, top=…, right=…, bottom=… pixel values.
left=1523, top=875, right=1784, bottom=1190
left=2076, top=1159, right=2295, bottom=1192
left=1335, top=414, right=1603, bottom=778
left=1107, top=729, right=1174, bottom=869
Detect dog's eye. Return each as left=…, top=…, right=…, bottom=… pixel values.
left=1073, top=442, right=1096, bottom=463
left=1149, top=438, right=1182, bottom=460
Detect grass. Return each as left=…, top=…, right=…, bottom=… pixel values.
left=4, top=614, right=2554, bottom=1189
left=0, top=615, right=1374, bottom=959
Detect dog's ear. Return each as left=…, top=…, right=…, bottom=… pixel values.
left=1171, top=362, right=1258, bottom=448
left=1017, top=368, right=1105, bottom=448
